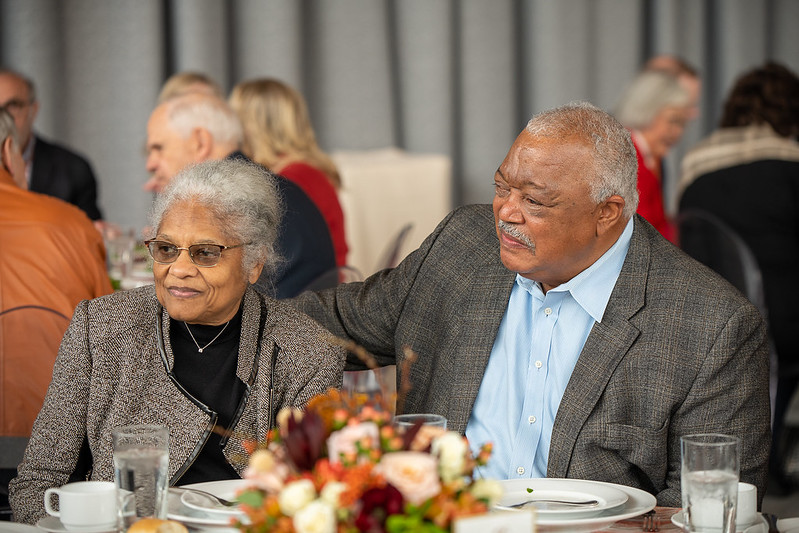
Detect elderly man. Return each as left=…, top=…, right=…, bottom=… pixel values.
left=294, top=102, right=771, bottom=506
left=0, top=69, right=103, bottom=222
left=144, top=93, right=335, bottom=298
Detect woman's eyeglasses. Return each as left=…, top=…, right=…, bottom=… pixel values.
left=144, top=240, right=248, bottom=267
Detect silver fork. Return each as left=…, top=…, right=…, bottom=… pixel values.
left=170, top=487, right=238, bottom=507
left=642, top=510, right=660, bottom=532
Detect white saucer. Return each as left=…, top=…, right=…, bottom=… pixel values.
left=35, top=516, right=117, bottom=533
left=0, top=523, right=40, bottom=533
left=671, top=510, right=768, bottom=533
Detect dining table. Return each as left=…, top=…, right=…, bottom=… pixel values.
left=603, top=506, right=680, bottom=531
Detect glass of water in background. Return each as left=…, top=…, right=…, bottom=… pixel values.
left=112, top=424, right=169, bottom=530
left=681, top=433, right=740, bottom=533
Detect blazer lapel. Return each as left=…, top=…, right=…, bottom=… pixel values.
left=547, top=217, right=651, bottom=477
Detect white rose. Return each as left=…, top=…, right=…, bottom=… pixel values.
left=376, top=451, right=441, bottom=505
left=431, top=431, right=468, bottom=482
left=470, top=478, right=504, bottom=506
left=278, top=479, right=317, bottom=517
left=293, top=500, right=336, bottom=533
left=320, top=481, right=348, bottom=507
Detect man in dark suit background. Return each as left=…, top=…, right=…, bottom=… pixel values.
left=0, top=69, right=103, bottom=222
left=294, top=102, right=771, bottom=506
left=144, top=92, right=335, bottom=299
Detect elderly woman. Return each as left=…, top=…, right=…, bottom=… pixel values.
left=9, top=159, right=346, bottom=524
left=615, top=70, right=692, bottom=242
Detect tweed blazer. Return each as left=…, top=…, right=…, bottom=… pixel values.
left=294, top=204, right=771, bottom=507
left=10, top=285, right=345, bottom=524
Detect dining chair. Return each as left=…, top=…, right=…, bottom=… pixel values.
left=301, top=265, right=364, bottom=292
left=376, top=223, right=413, bottom=271
left=0, top=436, right=27, bottom=520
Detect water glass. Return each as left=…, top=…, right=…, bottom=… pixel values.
left=393, top=413, right=447, bottom=429
left=112, top=424, right=169, bottom=530
left=681, top=433, right=740, bottom=532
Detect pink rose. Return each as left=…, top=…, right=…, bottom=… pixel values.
left=375, top=451, right=441, bottom=505
left=326, top=422, right=379, bottom=464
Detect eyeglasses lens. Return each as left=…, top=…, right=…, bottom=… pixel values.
left=146, top=241, right=222, bottom=267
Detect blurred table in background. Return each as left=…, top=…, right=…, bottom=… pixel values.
left=333, top=149, right=452, bottom=277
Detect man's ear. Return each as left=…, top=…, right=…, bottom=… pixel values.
left=1, top=136, right=12, bottom=170
left=191, top=127, right=214, bottom=160
left=596, top=194, right=626, bottom=235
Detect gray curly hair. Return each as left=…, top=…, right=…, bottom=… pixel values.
left=148, top=158, right=283, bottom=277
left=526, top=101, right=639, bottom=218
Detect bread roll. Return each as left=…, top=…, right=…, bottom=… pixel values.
left=126, top=518, right=189, bottom=533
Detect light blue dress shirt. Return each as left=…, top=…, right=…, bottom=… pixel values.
left=465, top=218, right=634, bottom=479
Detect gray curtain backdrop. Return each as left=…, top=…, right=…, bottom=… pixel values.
left=1, top=0, right=797, bottom=230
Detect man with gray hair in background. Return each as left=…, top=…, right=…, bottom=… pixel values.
left=294, top=102, right=771, bottom=506
left=0, top=69, right=104, bottom=224
left=144, top=93, right=335, bottom=298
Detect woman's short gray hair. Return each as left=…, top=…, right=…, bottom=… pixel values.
left=148, top=158, right=283, bottom=277
left=614, top=70, right=691, bottom=129
left=526, top=101, right=639, bottom=218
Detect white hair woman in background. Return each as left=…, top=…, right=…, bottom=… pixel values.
left=615, top=70, right=691, bottom=242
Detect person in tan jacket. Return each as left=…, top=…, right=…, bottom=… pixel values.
left=0, top=108, right=112, bottom=438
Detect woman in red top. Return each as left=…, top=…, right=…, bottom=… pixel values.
left=230, top=79, right=349, bottom=265
left=615, top=70, right=692, bottom=243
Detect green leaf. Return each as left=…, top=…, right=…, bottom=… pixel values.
left=526, top=488, right=534, bottom=493
left=236, top=489, right=264, bottom=508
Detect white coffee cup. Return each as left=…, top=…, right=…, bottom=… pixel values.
left=736, top=482, right=757, bottom=526
left=44, top=480, right=118, bottom=531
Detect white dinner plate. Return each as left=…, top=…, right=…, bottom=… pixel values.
left=493, top=479, right=657, bottom=532
left=495, top=478, right=628, bottom=518
left=35, top=516, right=116, bottom=533
left=671, top=510, right=768, bottom=533
left=180, top=488, right=244, bottom=517
left=167, top=479, right=252, bottom=529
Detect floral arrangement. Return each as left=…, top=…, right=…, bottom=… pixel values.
left=235, top=386, right=499, bottom=533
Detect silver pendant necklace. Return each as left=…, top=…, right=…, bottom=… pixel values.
left=184, top=321, right=230, bottom=353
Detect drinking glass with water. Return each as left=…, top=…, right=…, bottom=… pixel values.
left=112, top=424, right=169, bottom=530
left=680, top=433, right=740, bottom=533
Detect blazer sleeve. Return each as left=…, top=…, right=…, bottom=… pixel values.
left=660, top=302, right=770, bottom=506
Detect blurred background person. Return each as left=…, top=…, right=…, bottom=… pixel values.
left=0, top=69, right=104, bottom=225
left=9, top=159, right=346, bottom=524
left=678, top=61, right=799, bottom=494
left=230, top=78, right=349, bottom=266
left=615, top=70, right=692, bottom=242
left=644, top=55, right=702, bottom=121
left=144, top=92, right=335, bottom=297
left=157, top=71, right=224, bottom=103
left=0, top=108, right=112, bottom=507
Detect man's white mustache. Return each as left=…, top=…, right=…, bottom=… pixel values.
left=497, top=220, right=535, bottom=250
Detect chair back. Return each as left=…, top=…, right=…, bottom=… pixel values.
left=377, top=223, right=413, bottom=271
left=302, top=265, right=364, bottom=292
left=678, top=210, right=767, bottom=314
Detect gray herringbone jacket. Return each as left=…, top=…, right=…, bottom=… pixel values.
left=10, top=285, right=345, bottom=524
left=295, top=204, right=771, bottom=507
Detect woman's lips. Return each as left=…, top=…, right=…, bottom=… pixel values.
left=168, top=286, right=201, bottom=298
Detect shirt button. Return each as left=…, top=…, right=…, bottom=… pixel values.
left=517, top=466, right=525, bottom=475
left=535, top=360, right=543, bottom=369
left=544, top=307, right=552, bottom=315
left=528, top=415, right=536, bottom=423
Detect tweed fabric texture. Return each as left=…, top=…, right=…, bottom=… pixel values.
left=10, top=285, right=345, bottom=524
left=294, top=204, right=771, bottom=507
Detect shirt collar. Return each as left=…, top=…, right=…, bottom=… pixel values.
left=515, top=217, right=634, bottom=322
